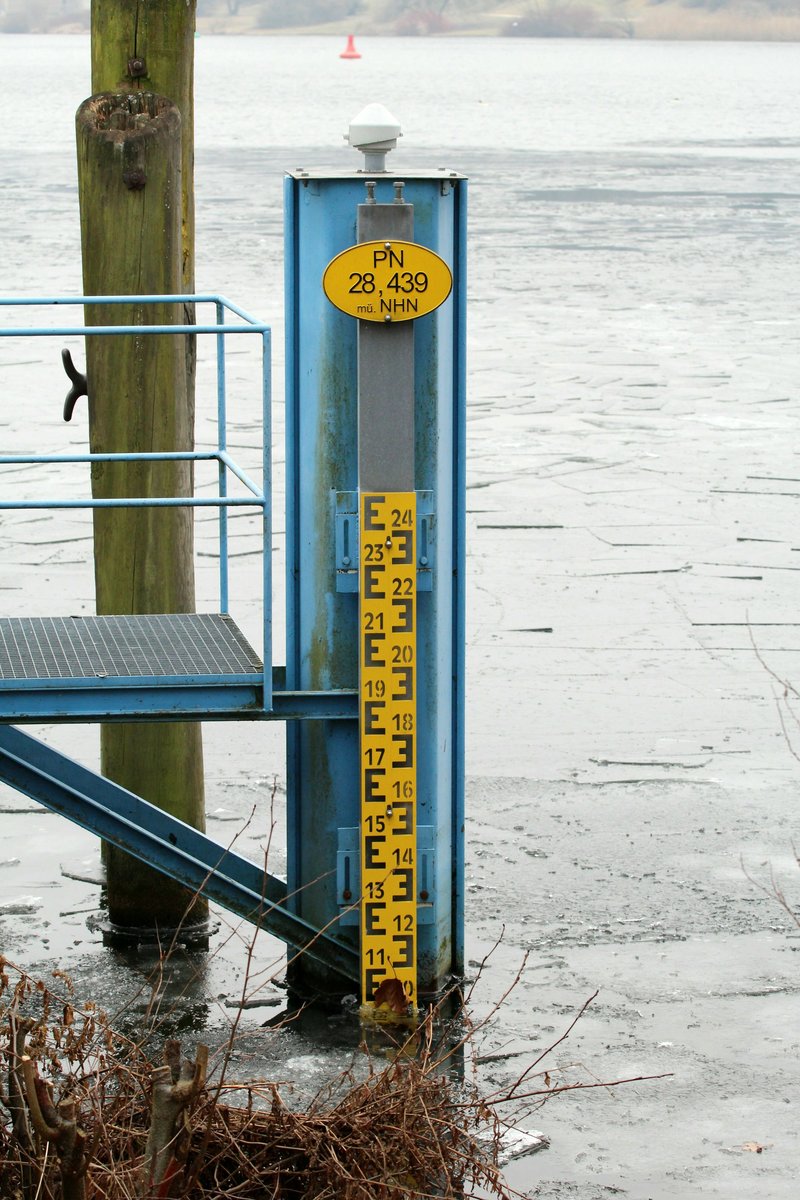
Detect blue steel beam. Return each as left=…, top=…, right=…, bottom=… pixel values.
left=0, top=724, right=359, bottom=983
left=0, top=683, right=357, bottom=723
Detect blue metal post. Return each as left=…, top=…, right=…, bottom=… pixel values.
left=284, top=169, right=467, bottom=996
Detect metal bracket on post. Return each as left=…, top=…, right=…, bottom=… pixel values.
left=336, top=825, right=360, bottom=927
left=335, top=492, right=359, bottom=593
left=336, top=490, right=434, bottom=593
left=337, top=825, right=436, bottom=927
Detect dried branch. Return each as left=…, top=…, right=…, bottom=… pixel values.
left=0, top=903, right=666, bottom=1200
left=8, top=1011, right=37, bottom=1149
left=140, top=1041, right=207, bottom=1197
left=22, top=1055, right=89, bottom=1200
left=741, top=851, right=800, bottom=931
left=21, top=1056, right=60, bottom=1141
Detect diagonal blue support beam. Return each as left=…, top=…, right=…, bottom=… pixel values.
left=0, top=724, right=358, bottom=983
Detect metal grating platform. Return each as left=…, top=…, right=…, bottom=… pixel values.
left=0, top=614, right=262, bottom=682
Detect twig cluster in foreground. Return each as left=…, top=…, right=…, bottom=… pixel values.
left=1, top=944, right=666, bottom=1200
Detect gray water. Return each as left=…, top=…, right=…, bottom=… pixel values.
left=2, top=33, right=800, bottom=1198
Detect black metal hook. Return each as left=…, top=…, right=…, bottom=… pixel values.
left=62, top=349, right=88, bottom=422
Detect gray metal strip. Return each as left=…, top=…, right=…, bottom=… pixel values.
left=357, top=195, right=415, bottom=492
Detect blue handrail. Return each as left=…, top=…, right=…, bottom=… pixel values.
left=0, top=294, right=272, bottom=710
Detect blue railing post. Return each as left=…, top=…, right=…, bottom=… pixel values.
left=262, top=329, right=273, bottom=712
left=216, top=299, right=229, bottom=616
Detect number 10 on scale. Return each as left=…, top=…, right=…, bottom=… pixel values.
left=359, top=492, right=417, bottom=1009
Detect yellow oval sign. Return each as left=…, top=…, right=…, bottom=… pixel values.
left=323, top=240, right=452, bottom=323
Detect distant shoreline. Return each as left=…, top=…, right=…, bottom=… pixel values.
left=11, top=27, right=800, bottom=42
left=193, top=1, right=800, bottom=42
left=5, top=8, right=800, bottom=43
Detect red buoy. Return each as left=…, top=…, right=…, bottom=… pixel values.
left=340, top=35, right=361, bottom=59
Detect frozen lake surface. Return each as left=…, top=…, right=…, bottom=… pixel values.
left=1, top=34, right=800, bottom=1198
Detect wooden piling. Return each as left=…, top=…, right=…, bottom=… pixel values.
left=75, top=2, right=204, bottom=932
left=76, top=88, right=206, bottom=930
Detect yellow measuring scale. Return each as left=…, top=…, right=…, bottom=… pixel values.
left=359, top=491, right=417, bottom=1010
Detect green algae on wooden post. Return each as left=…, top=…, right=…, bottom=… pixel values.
left=76, top=87, right=206, bottom=931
